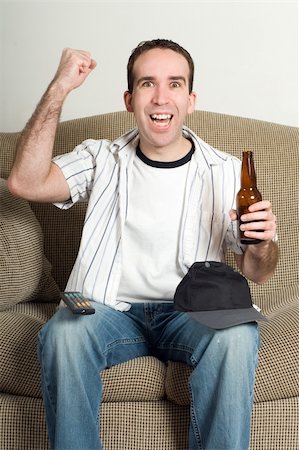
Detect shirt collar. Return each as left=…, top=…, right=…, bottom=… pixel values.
left=109, top=128, right=139, bottom=157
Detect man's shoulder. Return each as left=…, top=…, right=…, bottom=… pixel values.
left=67, top=127, right=138, bottom=161
left=81, top=128, right=139, bottom=158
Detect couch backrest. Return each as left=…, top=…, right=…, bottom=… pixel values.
left=1, top=110, right=298, bottom=311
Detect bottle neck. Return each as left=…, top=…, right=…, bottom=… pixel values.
left=241, top=151, right=257, bottom=187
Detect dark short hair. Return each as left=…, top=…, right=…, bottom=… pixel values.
left=127, top=39, right=194, bottom=94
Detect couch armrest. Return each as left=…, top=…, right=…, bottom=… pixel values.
left=254, top=285, right=299, bottom=403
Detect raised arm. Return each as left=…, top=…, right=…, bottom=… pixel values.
left=7, top=48, right=97, bottom=203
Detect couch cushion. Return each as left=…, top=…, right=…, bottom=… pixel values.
left=101, top=401, right=189, bottom=450
left=254, top=290, right=299, bottom=402
left=0, top=179, right=60, bottom=311
left=101, top=356, right=166, bottom=402
left=165, top=361, right=192, bottom=406
left=0, top=302, right=58, bottom=397
left=0, top=394, right=50, bottom=450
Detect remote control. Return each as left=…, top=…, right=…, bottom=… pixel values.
left=60, top=292, right=95, bottom=315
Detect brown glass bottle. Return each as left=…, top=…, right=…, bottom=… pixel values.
left=236, top=151, right=262, bottom=245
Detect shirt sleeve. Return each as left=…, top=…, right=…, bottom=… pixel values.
left=52, top=139, right=100, bottom=210
left=224, top=220, right=246, bottom=255
left=223, top=156, right=246, bottom=255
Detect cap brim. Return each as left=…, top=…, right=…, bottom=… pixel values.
left=188, top=307, right=267, bottom=330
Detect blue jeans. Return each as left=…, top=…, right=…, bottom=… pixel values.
left=38, top=302, right=260, bottom=450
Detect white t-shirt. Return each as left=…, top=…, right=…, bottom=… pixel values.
left=117, top=145, right=194, bottom=303
left=53, top=126, right=245, bottom=312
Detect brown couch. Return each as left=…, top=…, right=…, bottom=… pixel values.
left=0, top=110, right=298, bottom=449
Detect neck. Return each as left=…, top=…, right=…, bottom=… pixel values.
left=139, top=136, right=192, bottom=162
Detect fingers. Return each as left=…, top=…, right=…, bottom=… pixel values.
left=239, top=200, right=277, bottom=242
left=240, top=200, right=276, bottom=226
left=63, top=48, right=97, bottom=73
left=247, top=200, right=271, bottom=213
left=74, top=51, right=97, bottom=74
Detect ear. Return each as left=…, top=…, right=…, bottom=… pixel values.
left=124, top=91, right=134, bottom=112
left=187, top=91, right=197, bottom=114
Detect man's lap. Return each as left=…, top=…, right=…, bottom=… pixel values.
left=40, top=301, right=259, bottom=369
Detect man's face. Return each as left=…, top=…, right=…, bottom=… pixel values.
left=124, top=48, right=196, bottom=155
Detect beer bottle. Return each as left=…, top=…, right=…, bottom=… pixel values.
left=236, top=151, right=262, bottom=245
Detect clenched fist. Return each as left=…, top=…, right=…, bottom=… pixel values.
left=52, top=48, right=97, bottom=95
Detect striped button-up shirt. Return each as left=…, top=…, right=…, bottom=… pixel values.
left=53, top=126, right=244, bottom=311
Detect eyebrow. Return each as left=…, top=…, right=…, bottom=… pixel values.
left=136, top=76, right=187, bottom=86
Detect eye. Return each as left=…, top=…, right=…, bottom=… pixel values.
left=170, top=81, right=181, bottom=88
left=142, top=80, right=154, bottom=88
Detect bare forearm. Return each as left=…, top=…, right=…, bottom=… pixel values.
left=19, top=82, right=65, bottom=152
left=8, top=82, right=66, bottom=197
left=236, top=240, right=279, bottom=284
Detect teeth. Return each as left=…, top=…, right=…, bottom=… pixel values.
left=150, top=114, right=172, bottom=120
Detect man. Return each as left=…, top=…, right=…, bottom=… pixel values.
left=8, top=39, right=278, bottom=450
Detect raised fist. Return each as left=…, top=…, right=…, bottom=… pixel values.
left=52, top=48, right=97, bottom=94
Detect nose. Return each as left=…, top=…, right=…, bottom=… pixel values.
left=152, top=85, right=169, bottom=105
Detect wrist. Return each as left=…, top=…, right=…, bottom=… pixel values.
left=47, top=79, right=70, bottom=103
left=246, top=239, right=278, bottom=262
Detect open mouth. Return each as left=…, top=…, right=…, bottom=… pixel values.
left=150, top=114, right=173, bottom=127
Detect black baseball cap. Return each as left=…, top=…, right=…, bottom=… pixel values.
left=174, top=261, right=267, bottom=329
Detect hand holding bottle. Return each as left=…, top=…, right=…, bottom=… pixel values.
left=233, top=151, right=277, bottom=245
left=230, top=200, right=277, bottom=245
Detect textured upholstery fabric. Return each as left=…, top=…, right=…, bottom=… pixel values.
left=0, top=179, right=60, bottom=311
left=101, top=402, right=190, bottom=450
left=1, top=394, right=298, bottom=450
left=101, top=356, right=166, bottom=402
left=0, top=110, right=298, bottom=450
left=0, top=303, right=58, bottom=398
left=0, top=395, right=50, bottom=450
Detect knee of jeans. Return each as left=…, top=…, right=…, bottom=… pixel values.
left=214, top=323, right=260, bottom=355
left=192, top=322, right=260, bottom=368
left=38, top=308, right=96, bottom=355
left=219, top=322, right=259, bottom=345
